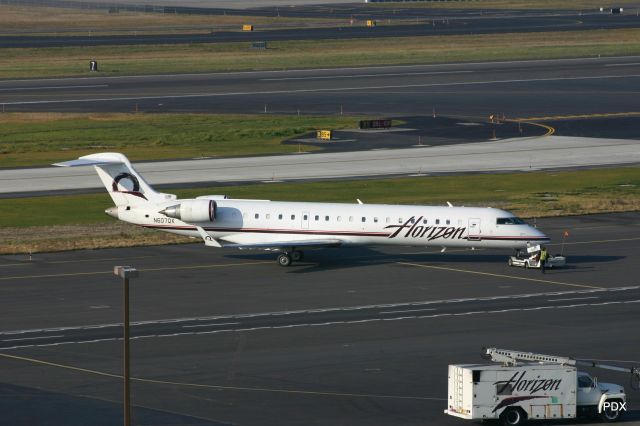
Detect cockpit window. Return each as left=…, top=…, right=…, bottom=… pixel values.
left=497, top=217, right=526, bottom=225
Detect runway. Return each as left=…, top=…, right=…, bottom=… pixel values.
left=1, top=212, right=639, bottom=425
left=2, top=134, right=639, bottom=196
left=3, top=56, right=640, bottom=119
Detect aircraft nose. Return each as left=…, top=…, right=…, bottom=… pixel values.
left=105, top=206, right=118, bottom=219
left=536, top=228, right=551, bottom=242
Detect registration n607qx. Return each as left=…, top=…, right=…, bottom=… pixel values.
left=54, top=153, right=550, bottom=266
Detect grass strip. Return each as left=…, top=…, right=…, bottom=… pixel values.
left=368, top=0, right=639, bottom=10
left=0, top=5, right=342, bottom=34
left=0, top=113, right=362, bottom=168
left=1, top=28, right=640, bottom=79
left=2, top=167, right=638, bottom=254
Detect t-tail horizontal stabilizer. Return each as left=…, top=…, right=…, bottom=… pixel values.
left=52, top=152, right=176, bottom=206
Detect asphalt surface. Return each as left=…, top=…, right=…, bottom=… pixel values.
left=1, top=212, right=639, bottom=425
left=3, top=134, right=639, bottom=197
left=3, top=56, right=640, bottom=120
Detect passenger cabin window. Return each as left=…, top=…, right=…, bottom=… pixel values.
left=497, top=217, right=526, bottom=225
left=374, top=217, right=378, bottom=223
left=409, top=218, right=415, bottom=224
left=315, top=215, right=319, bottom=221
left=278, top=214, right=283, bottom=220
left=446, top=219, right=450, bottom=225
left=361, top=217, right=366, bottom=222
left=303, top=214, right=307, bottom=220
left=255, top=213, right=259, bottom=219
left=325, top=216, right=330, bottom=221
left=423, top=219, right=428, bottom=224
left=292, top=214, right=296, bottom=220
left=398, top=218, right=403, bottom=224
left=436, top=219, right=440, bottom=225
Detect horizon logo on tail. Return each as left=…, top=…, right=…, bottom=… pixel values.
left=112, top=172, right=147, bottom=200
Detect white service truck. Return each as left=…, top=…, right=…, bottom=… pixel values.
left=445, top=348, right=639, bottom=425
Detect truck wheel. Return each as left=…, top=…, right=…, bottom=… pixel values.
left=600, top=399, right=624, bottom=422
left=525, top=261, right=530, bottom=269
left=500, top=407, right=526, bottom=426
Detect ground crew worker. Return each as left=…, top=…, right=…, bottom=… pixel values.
left=539, top=246, right=549, bottom=274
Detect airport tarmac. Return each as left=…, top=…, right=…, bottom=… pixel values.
left=2, top=56, right=639, bottom=119
left=1, top=212, right=639, bottom=425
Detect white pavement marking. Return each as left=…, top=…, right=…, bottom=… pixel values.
left=547, top=296, right=599, bottom=302
left=3, top=335, right=64, bottom=342
left=261, top=70, right=474, bottom=81
left=0, top=85, right=108, bottom=91
left=182, top=322, right=241, bottom=328
left=2, top=290, right=639, bottom=350
left=3, top=74, right=640, bottom=106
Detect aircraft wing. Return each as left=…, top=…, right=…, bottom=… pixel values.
left=194, top=226, right=342, bottom=250
left=223, top=239, right=343, bottom=250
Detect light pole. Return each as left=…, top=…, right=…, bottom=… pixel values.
left=114, top=266, right=138, bottom=426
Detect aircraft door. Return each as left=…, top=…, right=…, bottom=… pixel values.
left=302, top=212, right=310, bottom=229
left=468, top=218, right=481, bottom=241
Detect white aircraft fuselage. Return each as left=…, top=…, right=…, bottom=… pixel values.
left=55, top=152, right=549, bottom=266
left=111, top=199, right=548, bottom=250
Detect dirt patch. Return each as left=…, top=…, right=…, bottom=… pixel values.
left=0, top=223, right=192, bottom=255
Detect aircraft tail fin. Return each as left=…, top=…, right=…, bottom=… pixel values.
left=53, top=152, right=176, bottom=206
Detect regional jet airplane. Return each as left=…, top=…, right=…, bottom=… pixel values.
left=54, top=153, right=550, bottom=266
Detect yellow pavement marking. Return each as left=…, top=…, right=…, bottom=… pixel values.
left=47, top=255, right=157, bottom=265
left=526, top=121, right=555, bottom=136
left=0, top=352, right=441, bottom=401
left=549, top=237, right=640, bottom=246
left=0, top=261, right=273, bottom=281
left=0, top=255, right=156, bottom=268
left=503, top=118, right=554, bottom=136
left=0, top=270, right=113, bottom=281
left=397, top=262, right=603, bottom=290
left=515, top=111, right=640, bottom=121
left=0, top=263, right=31, bottom=268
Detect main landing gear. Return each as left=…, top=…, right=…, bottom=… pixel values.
left=277, top=250, right=304, bottom=267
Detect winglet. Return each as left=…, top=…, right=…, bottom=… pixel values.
left=195, top=226, right=222, bottom=248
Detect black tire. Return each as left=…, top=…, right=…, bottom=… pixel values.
left=291, top=250, right=303, bottom=261
left=600, top=399, right=624, bottom=422
left=500, top=407, right=526, bottom=426
left=277, top=253, right=292, bottom=267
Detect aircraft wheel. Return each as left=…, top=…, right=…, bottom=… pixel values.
left=291, top=250, right=304, bottom=261
left=277, top=253, right=292, bottom=267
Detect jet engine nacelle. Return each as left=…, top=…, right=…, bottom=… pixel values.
left=160, top=199, right=217, bottom=222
